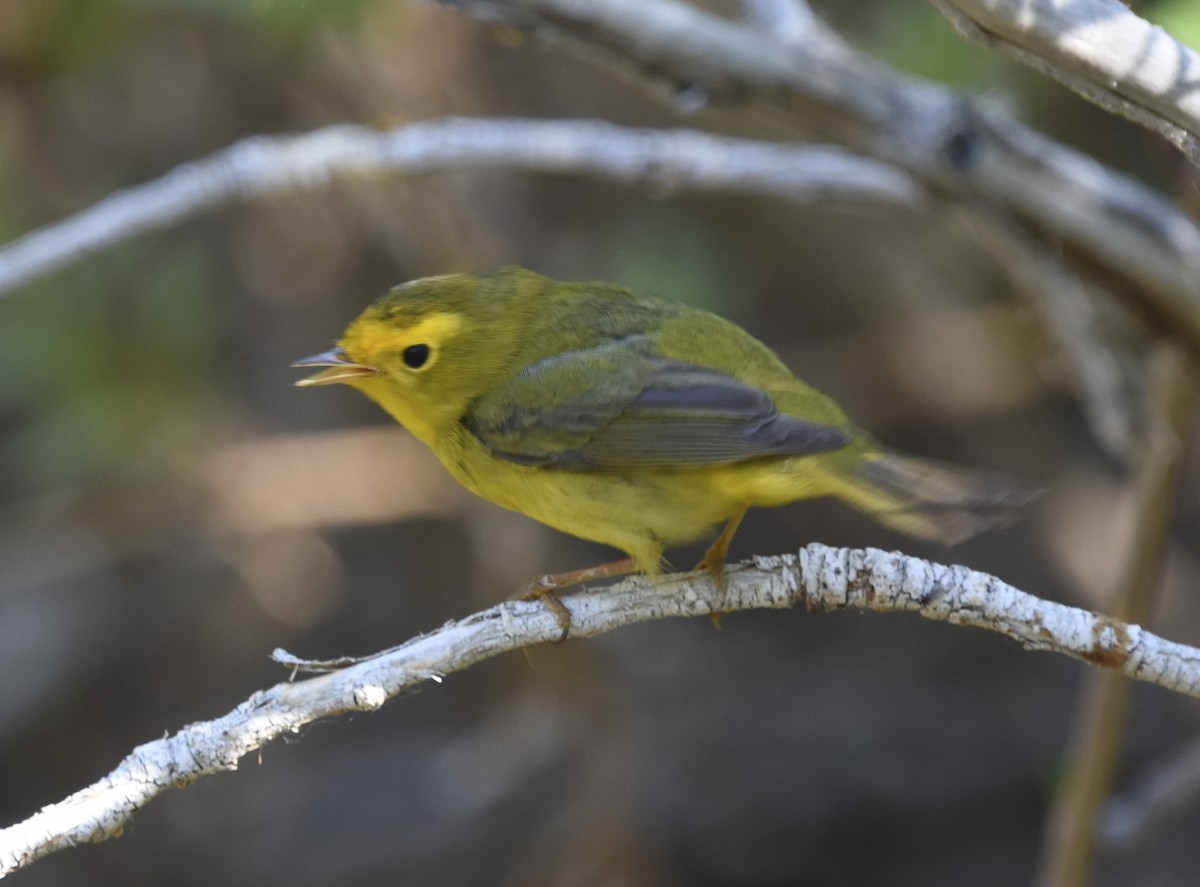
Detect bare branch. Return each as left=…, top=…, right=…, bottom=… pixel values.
left=739, top=0, right=819, bottom=46
left=930, top=0, right=1200, bottom=163
left=6, top=1, right=1198, bottom=351
left=954, top=207, right=1152, bottom=461
left=436, top=0, right=1200, bottom=349
left=0, top=119, right=920, bottom=298
left=4, top=543, right=1200, bottom=875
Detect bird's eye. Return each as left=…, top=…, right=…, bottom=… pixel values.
left=402, top=343, right=430, bottom=369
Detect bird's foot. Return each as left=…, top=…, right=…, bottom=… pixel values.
left=517, top=557, right=640, bottom=643
left=696, top=508, right=748, bottom=630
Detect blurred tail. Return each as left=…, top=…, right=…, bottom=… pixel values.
left=835, top=452, right=1038, bottom=544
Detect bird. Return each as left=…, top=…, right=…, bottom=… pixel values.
left=293, top=267, right=1030, bottom=635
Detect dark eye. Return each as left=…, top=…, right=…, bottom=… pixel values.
left=402, top=344, right=430, bottom=369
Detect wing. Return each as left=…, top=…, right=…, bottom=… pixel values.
left=462, top=334, right=851, bottom=470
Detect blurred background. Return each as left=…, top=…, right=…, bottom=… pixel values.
left=3, top=0, right=1200, bottom=884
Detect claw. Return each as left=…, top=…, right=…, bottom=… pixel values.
left=520, top=587, right=572, bottom=644
left=515, top=557, right=640, bottom=641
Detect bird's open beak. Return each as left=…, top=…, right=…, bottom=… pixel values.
left=291, top=347, right=381, bottom=386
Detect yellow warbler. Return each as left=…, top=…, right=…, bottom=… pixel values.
left=294, top=268, right=1028, bottom=627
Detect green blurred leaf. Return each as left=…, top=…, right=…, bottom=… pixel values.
left=603, top=208, right=759, bottom=320
left=122, top=0, right=376, bottom=34
left=865, top=3, right=1000, bottom=88
left=0, top=238, right=221, bottom=493
left=1148, top=0, right=1200, bottom=49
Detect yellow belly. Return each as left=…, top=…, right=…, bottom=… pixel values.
left=434, top=426, right=847, bottom=572
left=473, top=464, right=737, bottom=571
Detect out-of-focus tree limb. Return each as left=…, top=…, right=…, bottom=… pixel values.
left=3, top=2, right=1200, bottom=355
left=0, top=119, right=920, bottom=297
left=954, top=208, right=1152, bottom=460
left=930, top=0, right=1200, bottom=164
left=5, top=544, right=1200, bottom=876
left=740, top=0, right=819, bottom=46
left=2, top=0, right=1197, bottom=455
left=1101, top=734, right=1200, bottom=849
left=437, top=0, right=1200, bottom=349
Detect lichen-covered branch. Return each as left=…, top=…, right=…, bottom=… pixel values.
left=4, top=544, right=1200, bottom=876
left=930, top=0, right=1200, bottom=163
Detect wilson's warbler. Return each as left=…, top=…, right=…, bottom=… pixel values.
left=294, top=267, right=1027, bottom=628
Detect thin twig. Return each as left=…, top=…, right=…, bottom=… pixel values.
left=5, top=543, right=1200, bottom=876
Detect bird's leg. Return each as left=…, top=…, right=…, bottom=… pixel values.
left=698, top=508, right=747, bottom=580
left=518, top=557, right=640, bottom=643
left=696, top=508, right=748, bottom=628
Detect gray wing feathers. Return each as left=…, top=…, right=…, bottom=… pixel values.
left=464, top=337, right=850, bottom=469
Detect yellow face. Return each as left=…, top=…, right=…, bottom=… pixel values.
left=294, top=268, right=550, bottom=446
left=293, top=307, right=470, bottom=446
